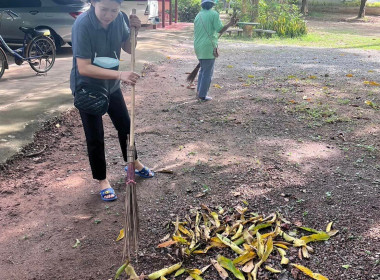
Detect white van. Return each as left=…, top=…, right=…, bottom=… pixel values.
left=121, top=0, right=159, bottom=25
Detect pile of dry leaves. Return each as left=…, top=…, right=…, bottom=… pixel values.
left=115, top=204, right=338, bottom=280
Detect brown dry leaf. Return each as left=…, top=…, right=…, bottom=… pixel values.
left=302, top=246, right=310, bottom=258
left=159, top=233, right=170, bottom=243
left=242, top=260, right=254, bottom=273
left=211, top=259, right=229, bottom=280
left=157, top=240, right=178, bottom=248
left=327, top=229, right=339, bottom=237
left=232, top=191, right=241, bottom=197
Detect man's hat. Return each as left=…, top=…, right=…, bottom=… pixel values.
left=201, top=0, right=215, bottom=4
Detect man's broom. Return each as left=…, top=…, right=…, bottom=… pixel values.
left=123, top=9, right=139, bottom=262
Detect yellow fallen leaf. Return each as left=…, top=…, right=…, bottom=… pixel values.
left=231, top=224, right=244, bottom=240
left=365, top=100, right=376, bottom=108
left=210, top=212, right=221, bottom=227
left=216, top=233, right=245, bottom=255
left=265, top=265, right=281, bottom=273
left=291, top=264, right=329, bottom=280
left=326, top=222, right=333, bottom=232
left=364, top=81, right=380, bottom=86
left=300, top=231, right=331, bottom=244
left=217, top=255, right=246, bottom=280
left=247, top=75, right=255, bottom=78
left=276, top=247, right=289, bottom=265
left=174, top=268, right=185, bottom=277
left=227, top=65, right=234, bottom=68
left=172, top=235, right=189, bottom=245
left=213, top=84, right=222, bottom=89
left=179, top=224, right=191, bottom=237
left=148, top=262, right=182, bottom=279
left=125, top=264, right=139, bottom=279
left=166, top=56, right=171, bottom=59
left=252, top=237, right=273, bottom=280
left=274, top=243, right=289, bottom=250
left=232, top=251, right=256, bottom=265
left=346, top=74, right=353, bottom=77
left=309, top=75, right=317, bottom=79
left=116, top=229, right=124, bottom=242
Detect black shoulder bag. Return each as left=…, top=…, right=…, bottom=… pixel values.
left=74, top=82, right=110, bottom=116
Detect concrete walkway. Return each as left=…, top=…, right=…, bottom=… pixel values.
left=0, top=23, right=193, bottom=164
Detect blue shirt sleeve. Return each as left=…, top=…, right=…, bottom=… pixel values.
left=71, top=19, right=92, bottom=60
left=120, top=12, right=130, bottom=42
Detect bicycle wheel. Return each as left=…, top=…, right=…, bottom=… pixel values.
left=0, top=48, right=6, bottom=79
left=26, top=35, right=56, bottom=73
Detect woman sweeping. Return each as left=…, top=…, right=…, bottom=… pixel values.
left=70, top=0, right=154, bottom=202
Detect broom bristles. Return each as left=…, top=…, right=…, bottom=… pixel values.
left=123, top=152, right=139, bottom=262
left=187, top=63, right=200, bottom=84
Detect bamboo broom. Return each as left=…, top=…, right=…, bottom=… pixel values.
left=123, top=8, right=139, bottom=262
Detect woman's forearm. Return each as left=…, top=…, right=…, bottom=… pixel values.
left=77, top=60, right=120, bottom=80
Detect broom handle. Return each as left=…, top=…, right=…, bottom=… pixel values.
left=130, top=8, right=136, bottom=146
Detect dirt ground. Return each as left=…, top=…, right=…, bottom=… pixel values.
left=1, top=14, right=379, bottom=280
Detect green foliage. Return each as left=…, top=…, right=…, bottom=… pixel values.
left=177, top=0, right=201, bottom=22
left=258, top=0, right=307, bottom=37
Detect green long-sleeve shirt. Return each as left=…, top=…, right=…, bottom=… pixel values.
left=194, top=9, right=223, bottom=59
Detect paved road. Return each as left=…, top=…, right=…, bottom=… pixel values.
left=0, top=23, right=193, bottom=164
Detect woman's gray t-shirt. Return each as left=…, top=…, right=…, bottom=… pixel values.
left=70, top=7, right=130, bottom=94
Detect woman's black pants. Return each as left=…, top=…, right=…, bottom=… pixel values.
left=79, top=88, right=137, bottom=180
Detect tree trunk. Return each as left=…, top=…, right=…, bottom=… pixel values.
left=251, top=0, right=259, bottom=21
left=358, top=0, right=367, bottom=18
left=301, top=0, right=308, bottom=15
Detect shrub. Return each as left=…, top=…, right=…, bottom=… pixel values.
left=258, top=0, right=307, bottom=37
left=178, top=0, right=201, bottom=22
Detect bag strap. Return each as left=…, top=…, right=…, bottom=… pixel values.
left=199, top=14, right=217, bottom=49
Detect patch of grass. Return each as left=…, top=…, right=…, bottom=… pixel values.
left=224, top=30, right=380, bottom=50
left=258, top=32, right=380, bottom=50
left=368, top=2, right=380, bottom=7
left=337, top=98, right=351, bottom=105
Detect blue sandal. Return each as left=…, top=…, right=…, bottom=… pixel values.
left=100, top=187, right=117, bottom=201
left=125, top=166, right=155, bottom=178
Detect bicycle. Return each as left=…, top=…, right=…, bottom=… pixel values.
left=0, top=10, right=56, bottom=79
